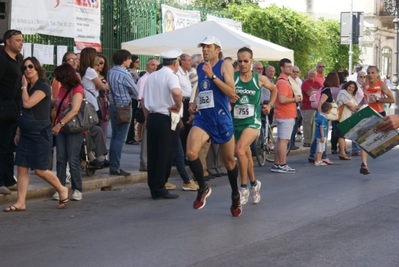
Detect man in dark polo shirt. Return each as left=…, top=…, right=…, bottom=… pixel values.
left=0, top=29, right=23, bottom=195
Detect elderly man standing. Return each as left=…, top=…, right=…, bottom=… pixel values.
left=315, top=62, right=326, bottom=86
left=289, top=66, right=303, bottom=150
left=137, top=57, right=159, bottom=172
left=142, top=48, right=182, bottom=199
left=177, top=53, right=193, bottom=153
left=271, top=58, right=301, bottom=173
left=301, top=69, right=323, bottom=147
left=0, top=29, right=23, bottom=195
left=108, top=49, right=139, bottom=176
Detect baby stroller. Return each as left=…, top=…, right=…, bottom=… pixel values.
left=80, top=131, right=112, bottom=176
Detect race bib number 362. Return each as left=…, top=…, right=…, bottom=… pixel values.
left=197, top=90, right=215, bottom=109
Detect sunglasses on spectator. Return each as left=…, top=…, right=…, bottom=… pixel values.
left=22, top=64, right=34, bottom=71
left=66, top=58, right=78, bottom=62
left=5, top=30, right=22, bottom=40
left=238, top=60, right=250, bottom=63
left=135, top=60, right=140, bottom=63
left=98, top=61, right=104, bottom=66
left=318, top=66, right=325, bottom=68
left=359, top=76, right=366, bottom=78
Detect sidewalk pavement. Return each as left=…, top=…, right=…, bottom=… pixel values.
left=0, top=138, right=311, bottom=205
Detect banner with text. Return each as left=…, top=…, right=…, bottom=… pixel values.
left=206, top=15, right=242, bottom=32
left=11, top=0, right=102, bottom=52
left=161, top=4, right=201, bottom=33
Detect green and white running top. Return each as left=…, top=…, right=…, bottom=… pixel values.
left=231, top=71, right=261, bottom=129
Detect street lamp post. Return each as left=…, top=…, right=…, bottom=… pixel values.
left=382, top=0, right=399, bottom=114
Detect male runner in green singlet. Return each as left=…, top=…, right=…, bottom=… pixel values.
left=231, top=47, right=277, bottom=205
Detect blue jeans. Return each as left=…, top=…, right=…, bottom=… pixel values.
left=352, top=141, right=361, bottom=153
left=56, top=131, right=83, bottom=192
left=174, top=137, right=190, bottom=184
left=309, top=135, right=327, bottom=159
left=108, top=104, right=132, bottom=172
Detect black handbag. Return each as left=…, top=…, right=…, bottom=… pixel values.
left=135, top=107, right=145, bottom=123
left=56, top=90, right=99, bottom=133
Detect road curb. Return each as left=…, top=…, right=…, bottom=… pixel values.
left=0, top=169, right=180, bottom=204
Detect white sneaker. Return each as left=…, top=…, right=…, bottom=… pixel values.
left=251, top=180, right=261, bottom=204
left=52, top=192, right=59, bottom=200
left=239, top=187, right=249, bottom=205
left=71, top=190, right=82, bottom=201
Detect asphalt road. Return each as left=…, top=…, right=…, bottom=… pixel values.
left=2, top=149, right=399, bottom=267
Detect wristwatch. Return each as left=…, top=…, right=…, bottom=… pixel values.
left=59, top=121, right=65, bottom=127
left=211, top=74, right=217, bottom=80
left=375, top=96, right=380, bottom=102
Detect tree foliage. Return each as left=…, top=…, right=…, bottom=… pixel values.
left=227, top=4, right=361, bottom=75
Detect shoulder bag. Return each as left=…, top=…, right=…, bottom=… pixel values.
left=56, top=89, right=99, bottom=133
left=110, top=88, right=131, bottom=125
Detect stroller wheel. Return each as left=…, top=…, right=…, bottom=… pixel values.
left=86, top=168, right=96, bottom=176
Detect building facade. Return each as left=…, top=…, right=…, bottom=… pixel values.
left=260, top=0, right=396, bottom=77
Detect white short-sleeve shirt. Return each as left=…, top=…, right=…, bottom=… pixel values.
left=82, top=67, right=99, bottom=98
left=143, top=66, right=181, bottom=115
left=176, top=66, right=192, bottom=98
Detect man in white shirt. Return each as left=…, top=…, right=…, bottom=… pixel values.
left=137, top=57, right=159, bottom=172
left=142, top=48, right=182, bottom=199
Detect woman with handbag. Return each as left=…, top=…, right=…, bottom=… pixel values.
left=308, top=72, right=340, bottom=165
left=4, top=57, right=70, bottom=212
left=335, top=81, right=359, bottom=160
left=95, top=55, right=110, bottom=142
left=52, top=64, right=84, bottom=201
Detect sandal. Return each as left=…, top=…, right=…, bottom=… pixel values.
left=57, top=188, right=71, bottom=209
left=339, top=155, right=351, bottom=160
left=322, top=158, right=334, bottom=165
left=4, top=205, right=26, bottom=212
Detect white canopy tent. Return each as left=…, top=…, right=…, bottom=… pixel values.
left=121, top=21, right=293, bottom=61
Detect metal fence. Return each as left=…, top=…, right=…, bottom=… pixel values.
left=22, top=0, right=228, bottom=81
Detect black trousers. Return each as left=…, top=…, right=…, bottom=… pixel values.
left=147, top=113, right=180, bottom=197
left=180, top=99, right=191, bottom=153
left=0, top=122, right=17, bottom=187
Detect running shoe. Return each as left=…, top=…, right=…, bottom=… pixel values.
left=239, top=187, right=249, bottom=205
left=193, top=186, right=212, bottom=210
left=251, top=181, right=261, bottom=204
left=279, top=164, right=296, bottom=173
left=270, top=164, right=280, bottom=173
left=230, top=195, right=242, bottom=217
left=360, top=163, right=370, bottom=175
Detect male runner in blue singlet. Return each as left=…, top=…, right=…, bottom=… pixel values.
left=186, top=36, right=242, bottom=217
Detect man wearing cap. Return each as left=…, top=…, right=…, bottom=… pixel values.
left=186, top=36, right=242, bottom=217
left=0, top=29, right=23, bottom=195
left=142, top=48, right=182, bottom=199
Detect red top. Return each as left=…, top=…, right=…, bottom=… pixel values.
left=301, top=79, right=323, bottom=110
left=55, top=85, right=84, bottom=131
